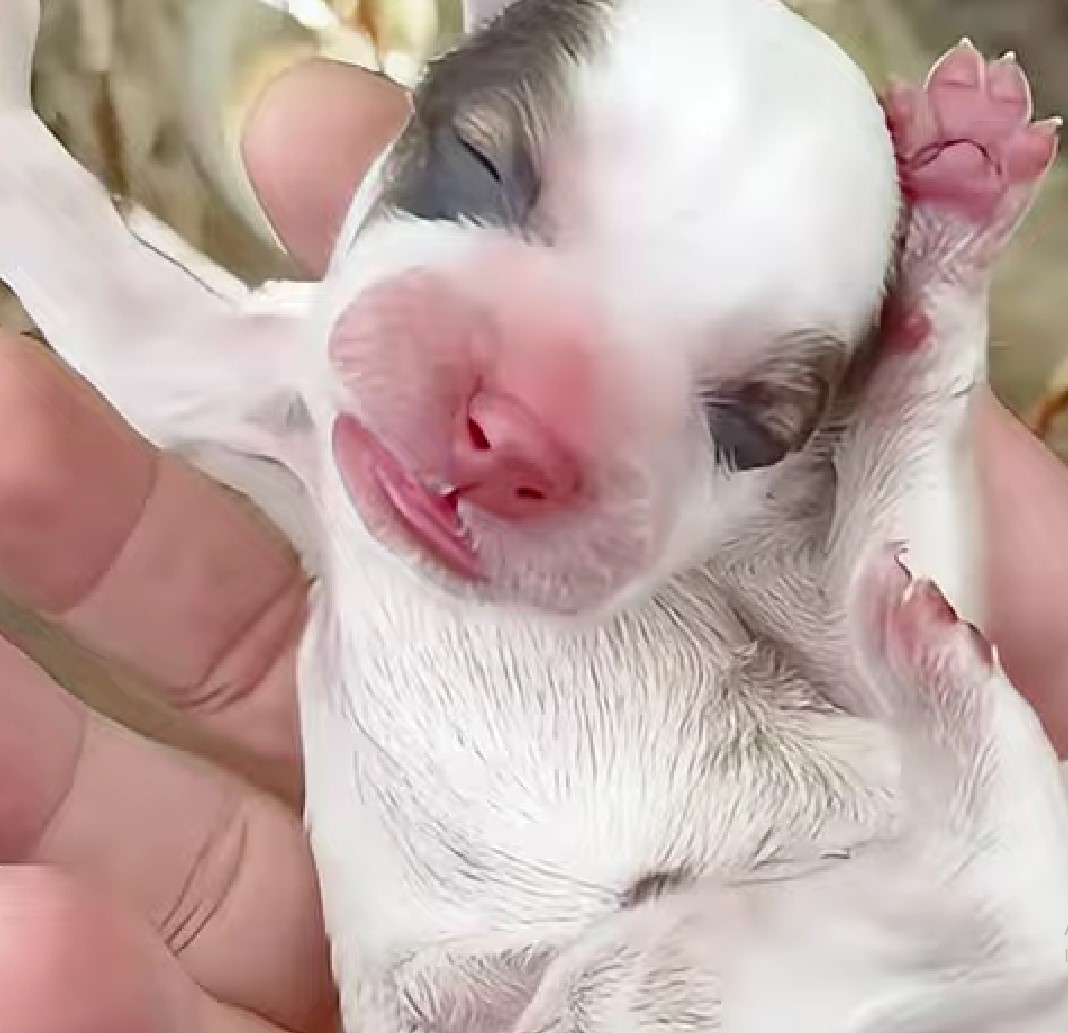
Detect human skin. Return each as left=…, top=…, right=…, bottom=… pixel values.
left=0, top=56, right=1065, bottom=1033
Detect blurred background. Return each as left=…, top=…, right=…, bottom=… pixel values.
left=2, top=0, right=1066, bottom=769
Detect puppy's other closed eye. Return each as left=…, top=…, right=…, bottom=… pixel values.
left=702, top=335, right=847, bottom=472
left=702, top=394, right=792, bottom=471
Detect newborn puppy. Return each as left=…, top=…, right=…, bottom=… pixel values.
left=0, top=0, right=1066, bottom=1029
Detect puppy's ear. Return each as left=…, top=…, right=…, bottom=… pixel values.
left=462, top=0, right=516, bottom=32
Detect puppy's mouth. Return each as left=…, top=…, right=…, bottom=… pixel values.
left=332, top=414, right=483, bottom=580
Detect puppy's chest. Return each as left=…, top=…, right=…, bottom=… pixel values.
left=298, top=574, right=895, bottom=967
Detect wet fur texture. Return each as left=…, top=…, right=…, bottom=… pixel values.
left=0, top=0, right=1067, bottom=1030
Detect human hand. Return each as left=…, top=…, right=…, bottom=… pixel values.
left=0, top=58, right=406, bottom=1033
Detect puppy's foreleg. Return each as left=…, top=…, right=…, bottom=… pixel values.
left=825, top=46, right=1068, bottom=1010
left=831, top=43, right=1058, bottom=630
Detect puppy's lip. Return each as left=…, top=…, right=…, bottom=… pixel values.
left=332, top=414, right=483, bottom=580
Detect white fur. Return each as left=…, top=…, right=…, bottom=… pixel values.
left=0, top=1, right=1066, bottom=1031
left=316, top=0, right=901, bottom=618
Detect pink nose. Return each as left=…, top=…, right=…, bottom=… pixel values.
left=451, top=390, right=581, bottom=520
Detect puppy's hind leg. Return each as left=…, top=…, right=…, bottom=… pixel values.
left=0, top=0, right=310, bottom=474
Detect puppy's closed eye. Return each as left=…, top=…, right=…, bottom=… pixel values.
left=703, top=394, right=792, bottom=471
left=702, top=334, right=847, bottom=472
left=384, top=109, right=540, bottom=227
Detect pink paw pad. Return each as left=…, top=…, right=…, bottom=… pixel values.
left=883, top=40, right=1060, bottom=223
left=873, top=549, right=996, bottom=683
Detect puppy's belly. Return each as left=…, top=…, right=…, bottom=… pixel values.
left=295, top=580, right=899, bottom=1020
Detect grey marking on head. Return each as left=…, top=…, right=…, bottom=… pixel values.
left=378, top=0, right=617, bottom=229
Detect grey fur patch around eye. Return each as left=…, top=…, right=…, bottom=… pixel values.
left=383, top=117, right=540, bottom=226
left=702, top=333, right=850, bottom=473
left=376, top=0, right=616, bottom=230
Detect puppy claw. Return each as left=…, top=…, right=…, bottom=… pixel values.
left=900, top=578, right=917, bottom=606
left=927, top=39, right=985, bottom=90
left=966, top=621, right=996, bottom=668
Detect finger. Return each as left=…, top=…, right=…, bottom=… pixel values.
left=0, top=866, right=300, bottom=1033
left=0, top=637, right=335, bottom=1031
left=240, top=58, right=409, bottom=275
left=975, top=389, right=1068, bottom=757
left=0, top=332, right=306, bottom=786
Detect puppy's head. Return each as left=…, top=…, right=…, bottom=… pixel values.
left=321, top=0, right=900, bottom=616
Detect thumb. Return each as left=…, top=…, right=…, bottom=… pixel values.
left=240, top=59, right=409, bottom=277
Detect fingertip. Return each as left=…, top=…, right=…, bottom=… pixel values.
left=240, top=58, right=409, bottom=276
left=0, top=865, right=202, bottom=1033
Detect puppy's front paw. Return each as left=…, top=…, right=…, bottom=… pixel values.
left=886, top=42, right=1057, bottom=229
left=849, top=545, right=996, bottom=780
left=871, top=550, right=992, bottom=683
left=878, top=43, right=1060, bottom=354
left=885, top=42, right=1058, bottom=269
